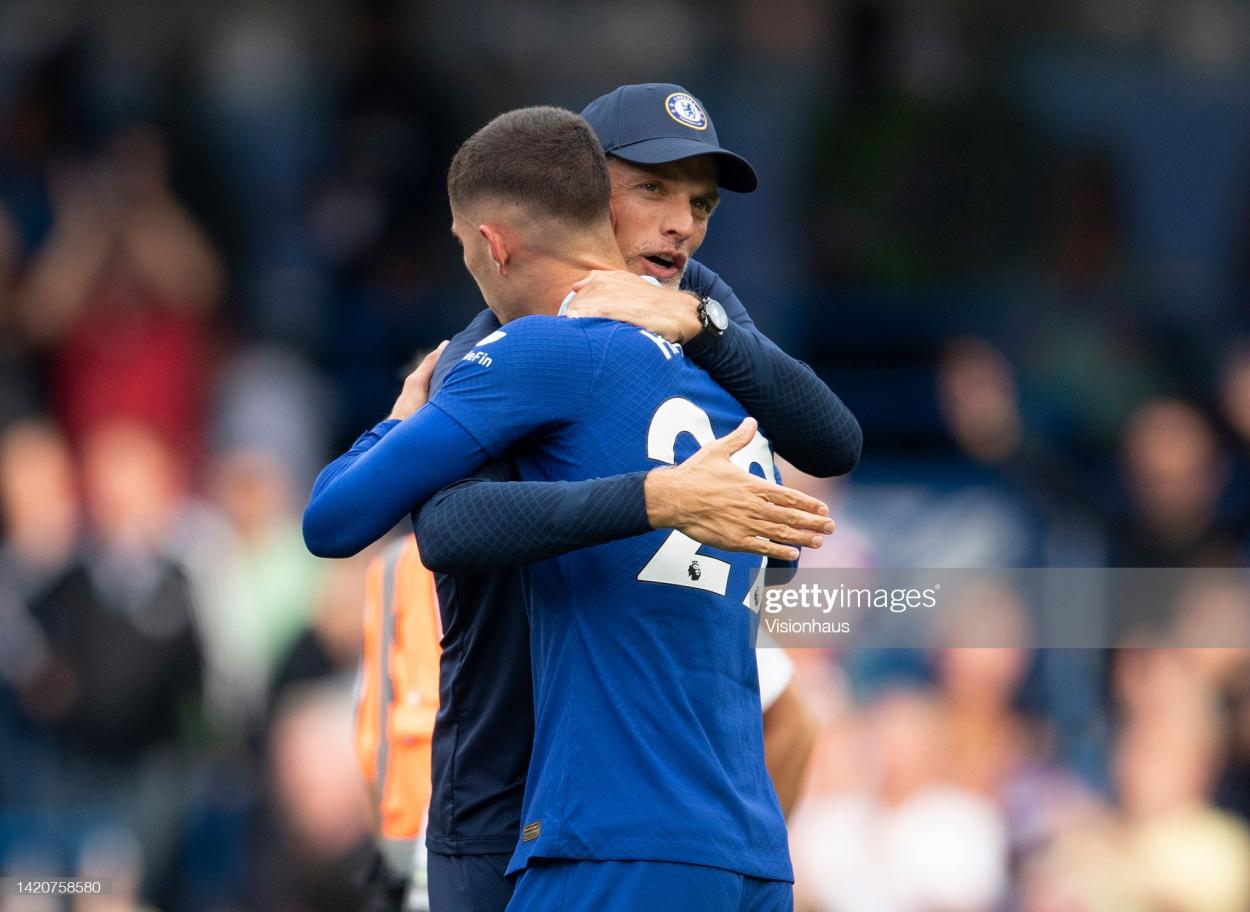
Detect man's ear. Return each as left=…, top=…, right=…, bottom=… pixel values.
left=480, top=224, right=510, bottom=275
left=608, top=198, right=618, bottom=232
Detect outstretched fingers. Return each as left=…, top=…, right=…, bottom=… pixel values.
left=740, top=537, right=802, bottom=562
left=758, top=481, right=831, bottom=520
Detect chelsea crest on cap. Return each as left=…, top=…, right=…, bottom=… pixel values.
left=665, top=92, right=708, bottom=130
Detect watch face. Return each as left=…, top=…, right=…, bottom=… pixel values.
left=705, top=298, right=729, bottom=332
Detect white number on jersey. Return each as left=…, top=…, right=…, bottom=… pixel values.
left=637, top=397, right=774, bottom=608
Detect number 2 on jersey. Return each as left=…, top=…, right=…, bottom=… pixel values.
left=637, top=398, right=774, bottom=605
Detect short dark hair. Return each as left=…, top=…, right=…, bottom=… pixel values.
left=447, top=106, right=610, bottom=226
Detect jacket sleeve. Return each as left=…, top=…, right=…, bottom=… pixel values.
left=682, top=259, right=861, bottom=477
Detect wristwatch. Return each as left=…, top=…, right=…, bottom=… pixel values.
left=696, top=296, right=728, bottom=340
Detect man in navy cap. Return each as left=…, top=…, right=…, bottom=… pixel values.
left=564, top=83, right=760, bottom=327
left=372, top=86, right=860, bottom=911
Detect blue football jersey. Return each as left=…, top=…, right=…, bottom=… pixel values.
left=429, top=314, right=792, bottom=883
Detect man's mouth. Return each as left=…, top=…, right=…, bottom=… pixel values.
left=641, top=251, right=686, bottom=281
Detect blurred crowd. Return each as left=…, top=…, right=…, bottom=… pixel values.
left=3, top=0, right=1250, bottom=910
left=0, top=406, right=379, bottom=908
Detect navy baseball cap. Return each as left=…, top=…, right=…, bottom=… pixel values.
left=580, top=83, right=758, bottom=193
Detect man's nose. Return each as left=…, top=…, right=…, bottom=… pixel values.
left=659, top=200, right=694, bottom=241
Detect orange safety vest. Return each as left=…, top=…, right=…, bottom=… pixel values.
left=356, top=534, right=443, bottom=876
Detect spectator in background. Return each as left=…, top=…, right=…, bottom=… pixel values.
left=1114, top=398, right=1247, bottom=566
left=1026, top=651, right=1250, bottom=912
left=934, top=581, right=1099, bottom=888
left=935, top=582, right=1035, bottom=797
left=211, top=447, right=324, bottom=680
left=0, top=419, right=79, bottom=820
left=846, top=336, right=1042, bottom=569
left=267, top=547, right=369, bottom=713
left=936, top=336, right=1101, bottom=545
left=792, top=687, right=1008, bottom=912
left=937, top=338, right=1023, bottom=467
left=1120, top=664, right=1250, bottom=904
left=237, top=547, right=371, bottom=912
left=14, top=123, right=223, bottom=472
left=0, top=418, right=78, bottom=593
left=211, top=345, right=333, bottom=501
left=77, top=419, right=265, bottom=740
left=24, top=419, right=204, bottom=905
left=247, top=683, right=373, bottom=912
left=1168, top=576, right=1250, bottom=820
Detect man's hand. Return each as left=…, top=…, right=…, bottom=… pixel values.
left=565, top=270, right=702, bottom=344
left=644, top=417, right=835, bottom=561
left=389, top=341, right=448, bottom=420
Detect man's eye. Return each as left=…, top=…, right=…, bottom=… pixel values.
left=640, top=182, right=660, bottom=192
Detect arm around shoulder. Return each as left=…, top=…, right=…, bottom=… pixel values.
left=682, top=262, right=862, bottom=477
